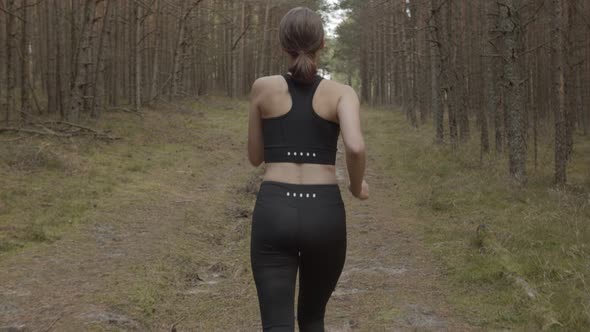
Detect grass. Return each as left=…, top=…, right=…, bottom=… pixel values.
left=0, top=99, right=219, bottom=254
left=366, top=106, right=590, bottom=331
left=84, top=97, right=263, bottom=330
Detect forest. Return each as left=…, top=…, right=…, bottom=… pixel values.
left=0, top=0, right=323, bottom=120
left=1, top=0, right=588, bottom=185
left=331, top=0, right=590, bottom=186
left=0, top=0, right=589, bottom=330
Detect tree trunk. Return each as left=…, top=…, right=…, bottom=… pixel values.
left=54, top=0, right=66, bottom=118
left=444, top=0, right=458, bottom=149
left=171, top=1, right=202, bottom=98
left=90, top=0, right=112, bottom=118
left=68, top=0, right=97, bottom=122
left=501, top=0, right=527, bottom=184
left=553, top=0, right=568, bottom=185
left=5, top=0, right=16, bottom=123
left=259, top=0, right=271, bottom=77
left=430, top=0, right=443, bottom=144
left=150, top=0, right=161, bottom=100
left=484, top=0, right=500, bottom=155
left=134, top=2, right=141, bottom=109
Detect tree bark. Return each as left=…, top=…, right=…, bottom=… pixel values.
left=501, top=0, right=527, bottom=184
left=68, top=0, right=97, bottom=122
left=134, top=2, right=141, bottom=109
left=430, top=0, right=443, bottom=144
left=5, top=0, right=16, bottom=123
left=90, top=0, right=112, bottom=118
left=20, top=0, right=31, bottom=123
left=552, top=0, right=568, bottom=185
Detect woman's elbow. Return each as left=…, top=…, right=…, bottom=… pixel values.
left=346, top=141, right=366, bottom=156
left=248, top=154, right=264, bottom=167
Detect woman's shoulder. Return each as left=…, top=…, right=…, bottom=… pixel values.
left=252, top=75, right=286, bottom=89
left=318, top=77, right=358, bottom=99
left=250, top=75, right=287, bottom=97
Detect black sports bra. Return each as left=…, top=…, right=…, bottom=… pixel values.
left=262, top=74, right=340, bottom=165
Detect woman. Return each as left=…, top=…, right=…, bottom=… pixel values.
left=247, top=7, right=369, bottom=332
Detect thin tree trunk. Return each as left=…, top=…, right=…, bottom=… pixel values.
left=239, top=2, right=246, bottom=95
left=553, top=0, right=568, bottom=185
left=444, top=0, right=458, bottom=149
left=150, top=0, right=161, bottom=100
left=20, top=0, right=31, bottom=123
left=502, top=0, right=527, bottom=184
left=260, top=0, right=271, bottom=77
left=45, top=0, right=55, bottom=115
left=5, top=0, right=16, bottom=123
left=54, top=0, right=65, bottom=118
left=134, top=2, right=141, bottom=109
left=430, top=0, right=443, bottom=144
left=90, top=0, right=111, bottom=118
left=68, top=0, right=97, bottom=122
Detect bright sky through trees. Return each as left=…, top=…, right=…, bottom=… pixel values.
left=324, top=0, right=346, bottom=37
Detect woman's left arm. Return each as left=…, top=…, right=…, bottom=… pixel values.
left=247, top=79, right=264, bottom=167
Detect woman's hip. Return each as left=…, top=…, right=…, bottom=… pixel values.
left=255, top=180, right=344, bottom=207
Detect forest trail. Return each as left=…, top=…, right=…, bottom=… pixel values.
left=0, top=101, right=478, bottom=331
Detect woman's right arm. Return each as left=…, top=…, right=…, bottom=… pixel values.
left=337, top=85, right=369, bottom=200
left=247, top=79, right=265, bottom=167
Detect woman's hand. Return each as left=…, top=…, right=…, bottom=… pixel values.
left=349, top=179, right=369, bottom=200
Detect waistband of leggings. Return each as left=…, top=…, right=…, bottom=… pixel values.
left=259, top=180, right=343, bottom=202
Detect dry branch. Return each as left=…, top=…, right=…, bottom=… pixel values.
left=0, top=127, right=71, bottom=137
left=1, top=121, right=120, bottom=141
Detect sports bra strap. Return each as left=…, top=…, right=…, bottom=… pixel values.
left=283, top=74, right=323, bottom=110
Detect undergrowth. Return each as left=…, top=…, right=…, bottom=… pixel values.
left=367, top=106, right=590, bottom=331
left=0, top=99, right=213, bottom=254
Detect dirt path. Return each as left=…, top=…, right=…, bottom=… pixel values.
left=321, top=141, right=476, bottom=331
left=0, top=103, right=478, bottom=331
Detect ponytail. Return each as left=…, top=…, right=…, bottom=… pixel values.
left=279, top=7, right=324, bottom=84
left=288, top=51, right=318, bottom=84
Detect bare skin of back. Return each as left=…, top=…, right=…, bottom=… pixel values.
left=248, top=74, right=365, bottom=186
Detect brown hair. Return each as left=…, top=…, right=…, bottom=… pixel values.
left=279, top=7, right=324, bottom=84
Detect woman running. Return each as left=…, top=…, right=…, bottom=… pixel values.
left=247, top=6, right=369, bottom=332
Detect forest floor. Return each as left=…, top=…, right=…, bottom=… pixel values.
left=0, top=97, right=588, bottom=331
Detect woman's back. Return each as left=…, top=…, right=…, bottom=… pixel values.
left=249, top=74, right=363, bottom=185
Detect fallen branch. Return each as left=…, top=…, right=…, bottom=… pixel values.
left=50, top=120, right=104, bottom=133
left=40, top=120, right=121, bottom=140
left=33, top=123, right=61, bottom=136
left=43, top=311, right=63, bottom=332
left=108, top=107, right=144, bottom=118
left=1, top=121, right=120, bottom=141
left=0, top=127, right=71, bottom=137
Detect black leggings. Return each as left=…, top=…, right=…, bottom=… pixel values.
left=250, top=180, right=347, bottom=332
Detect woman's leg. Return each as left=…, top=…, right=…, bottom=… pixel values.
left=250, top=188, right=299, bottom=332
left=297, top=202, right=347, bottom=332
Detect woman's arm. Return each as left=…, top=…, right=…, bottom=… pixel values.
left=337, top=85, right=369, bottom=200
left=247, top=79, right=265, bottom=167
